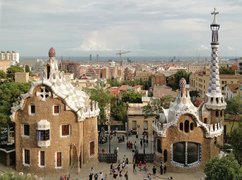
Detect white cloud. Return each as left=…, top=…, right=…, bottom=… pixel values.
left=227, top=46, right=236, bottom=51
left=196, top=45, right=209, bottom=51
left=1, top=0, right=242, bottom=56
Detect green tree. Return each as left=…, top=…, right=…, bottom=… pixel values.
left=84, top=86, right=111, bottom=124
left=0, top=70, right=7, bottom=79
left=0, top=82, right=30, bottom=125
left=121, top=90, right=142, bottom=103
left=25, top=65, right=30, bottom=72
left=143, top=95, right=174, bottom=118
left=111, top=98, right=127, bottom=123
left=107, top=79, right=121, bottom=87
left=225, top=96, right=242, bottom=132
left=230, top=123, right=242, bottom=165
left=6, top=65, right=24, bottom=81
left=219, top=66, right=235, bottom=75
left=204, top=154, right=242, bottom=180
left=167, top=70, right=191, bottom=90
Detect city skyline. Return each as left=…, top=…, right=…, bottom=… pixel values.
left=1, top=0, right=242, bottom=57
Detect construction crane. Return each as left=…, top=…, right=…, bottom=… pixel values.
left=116, top=50, right=130, bottom=59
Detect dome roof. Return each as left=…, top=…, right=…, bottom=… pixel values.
left=48, top=47, right=56, bottom=57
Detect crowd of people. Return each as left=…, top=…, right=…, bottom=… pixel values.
left=109, top=159, right=129, bottom=180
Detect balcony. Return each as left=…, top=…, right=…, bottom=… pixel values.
left=38, top=140, right=50, bottom=147
left=37, top=120, right=50, bottom=147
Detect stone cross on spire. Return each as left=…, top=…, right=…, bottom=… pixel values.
left=211, top=8, right=219, bottom=24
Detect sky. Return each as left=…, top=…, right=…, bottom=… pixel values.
left=0, top=0, right=242, bottom=57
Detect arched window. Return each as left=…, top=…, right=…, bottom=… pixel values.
left=185, top=120, right=189, bottom=133
left=179, top=122, right=183, bottom=131
left=157, top=139, right=162, bottom=153
left=164, top=149, right=168, bottom=163
left=216, top=98, right=219, bottom=104
left=173, top=142, right=200, bottom=166
left=204, top=118, right=207, bottom=124
left=190, top=122, right=194, bottom=131
left=211, top=97, right=213, bottom=103
left=220, top=111, right=223, bottom=116
left=216, top=111, right=219, bottom=117
left=214, top=137, right=217, bottom=144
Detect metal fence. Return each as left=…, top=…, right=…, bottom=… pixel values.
left=134, top=153, right=155, bottom=164
left=98, top=153, right=117, bottom=163
left=98, top=125, right=126, bottom=132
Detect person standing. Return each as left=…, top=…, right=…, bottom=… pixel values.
left=160, top=163, right=163, bottom=175
left=89, top=173, right=93, bottom=180
left=133, top=162, right=136, bottom=172
left=124, top=171, right=128, bottom=180
left=110, top=163, right=113, bottom=175
left=94, top=173, right=98, bottom=180
left=152, top=166, right=157, bottom=175
left=138, top=160, right=142, bottom=171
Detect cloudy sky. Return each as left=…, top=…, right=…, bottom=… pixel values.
left=0, top=0, right=242, bottom=57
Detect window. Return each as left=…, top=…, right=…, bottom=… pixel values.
left=39, top=151, right=45, bottom=167
left=216, top=111, right=219, bottom=117
left=23, top=124, right=30, bottom=136
left=53, top=105, right=60, bottom=115
left=90, top=141, right=95, bottom=156
left=184, top=120, right=189, bottom=133
left=61, top=125, right=70, bottom=136
left=164, top=150, right=168, bottom=163
left=157, top=139, right=162, bottom=153
left=190, top=122, right=194, bottom=131
left=56, top=152, right=62, bottom=167
left=204, top=118, right=207, bottom=124
left=29, top=104, right=35, bottom=115
left=24, top=149, right=30, bottom=165
left=173, top=142, right=200, bottom=166
left=179, top=122, right=183, bottom=131
left=220, top=111, right=223, bottom=116
left=36, top=130, right=50, bottom=141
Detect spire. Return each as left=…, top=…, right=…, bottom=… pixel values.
left=179, top=78, right=187, bottom=97
left=46, top=47, right=59, bottom=79
left=205, top=9, right=226, bottom=110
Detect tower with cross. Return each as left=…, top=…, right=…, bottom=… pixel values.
left=210, top=8, right=220, bottom=44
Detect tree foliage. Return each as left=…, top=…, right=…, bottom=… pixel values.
left=84, top=86, right=112, bottom=124
left=121, top=90, right=142, bottom=103
left=143, top=95, right=174, bottom=118
left=167, top=69, right=191, bottom=90
left=0, top=82, right=30, bottom=125
left=225, top=96, right=242, bottom=132
left=219, top=66, right=235, bottom=75
left=111, top=98, right=127, bottom=123
left=0, top=70, right=7, bottom=79
left=6, top=65, right=24, bottom=81
left=230, top=123, right=242, bottom=165
left=204, top=154, right=242, bottom=180
left=225, top=96, right=242, bottom=115
left=108, top=78, right=152, bottom=90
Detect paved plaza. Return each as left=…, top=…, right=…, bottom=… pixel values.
left=0, top=134, right=205, bottom=180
